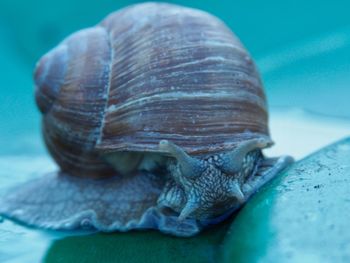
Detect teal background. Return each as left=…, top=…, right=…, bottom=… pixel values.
left=0, top=1, right=349, bottom=262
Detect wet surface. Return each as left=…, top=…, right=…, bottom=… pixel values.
left=224, top=137, right=350, bottom=263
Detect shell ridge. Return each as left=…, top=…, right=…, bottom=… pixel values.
left=105, top=91, right=265, bottom=113
left=96, top=26, right=114, bottom=146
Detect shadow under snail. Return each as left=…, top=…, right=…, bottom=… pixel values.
left=0, top=2, right=293, bottom=236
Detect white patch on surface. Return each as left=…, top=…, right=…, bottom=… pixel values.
left=0, top=155, right=56, bottom=191
left=265, top=108, right=350, bottom=160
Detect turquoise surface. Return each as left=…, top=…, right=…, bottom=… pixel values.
left=223, top=137, right=350, bottom=263
left=0, top=0, right=349, bottom=262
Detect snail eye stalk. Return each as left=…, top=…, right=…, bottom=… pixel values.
left=159, top=140, right=205, bottom=178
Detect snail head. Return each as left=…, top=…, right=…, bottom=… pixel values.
left=158, top=138, right=272, bottom=221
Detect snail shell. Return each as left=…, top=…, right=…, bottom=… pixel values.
left=35, top=2, right=268, bottom=178
left=0, top=3, right=292, bottom=236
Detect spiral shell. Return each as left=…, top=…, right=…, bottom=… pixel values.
left=34, top=27, right=114, bottom=178
left=34, top=2, right=268, bottom=178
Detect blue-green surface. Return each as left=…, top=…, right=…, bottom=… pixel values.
left=223, top=137, right=350, bottom=263
left=0, top=0, right=350, bottom=262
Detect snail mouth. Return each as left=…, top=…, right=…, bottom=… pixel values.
left=34, top=44, right=68, bottom=114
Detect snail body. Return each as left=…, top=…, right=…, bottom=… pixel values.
left=0, top=3, right=292, bottom=236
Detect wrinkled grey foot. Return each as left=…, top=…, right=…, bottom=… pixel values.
left=157, top=138, right=272, bottom=221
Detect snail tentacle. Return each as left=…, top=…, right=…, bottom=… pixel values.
left=159, top=140, right=205, bottom=178
left=228, top=179, right=245, bottom=202
left=220, top=137, right=273, bottom=175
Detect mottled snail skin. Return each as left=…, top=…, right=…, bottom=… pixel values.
left=0, top=2, right=293, bottom=236
left=158, top=139, right=273, bottom=221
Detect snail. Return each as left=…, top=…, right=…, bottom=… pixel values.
left=0, top=2, right=292, bottom=236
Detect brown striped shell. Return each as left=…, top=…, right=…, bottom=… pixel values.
left=34, top=2, right=269, bottom=178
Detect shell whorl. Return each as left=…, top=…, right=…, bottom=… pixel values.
left=35, top=27, right=115, bottom=177
left=34, top=44, right=68, bottom=114
left=96, top=3, right=268, bottom=155
left=34, top=2, right=269, bottom=177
